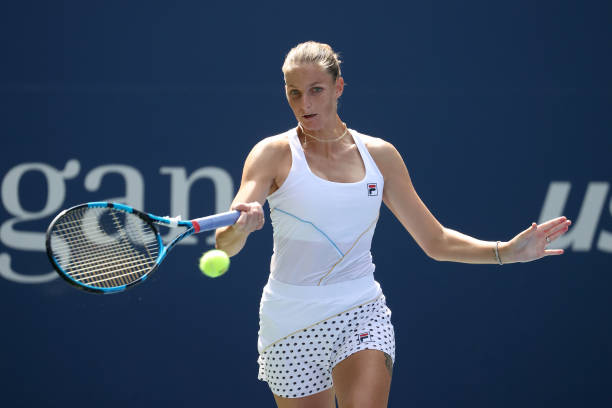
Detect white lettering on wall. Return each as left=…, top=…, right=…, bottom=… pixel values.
left=597, top=197, right=612, bottom=252
left=0, top=160, right=81, bottom=283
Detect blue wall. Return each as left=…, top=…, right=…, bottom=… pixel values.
left=1, top=1, right=611, bottom=407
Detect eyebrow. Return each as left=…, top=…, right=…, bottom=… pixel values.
left=286, top=81, right=324, bottom=89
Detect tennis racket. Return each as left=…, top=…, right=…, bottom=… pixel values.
left=45, top=201, right=240, bottom=294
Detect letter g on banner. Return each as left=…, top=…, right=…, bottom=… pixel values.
left=0, top=160, right=80, bottom=283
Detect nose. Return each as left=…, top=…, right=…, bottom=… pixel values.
left=300, top=93, right=312, bottom=112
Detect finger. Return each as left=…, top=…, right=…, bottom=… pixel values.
left=542, top=220, right=571, bottom=236
left=247, top=209, right=263, bottom=224
left=543, top=229, right=562, bottom=244
left=236, top=214, right=261, bottom=233
left=545, top=222, right=571, bottom=241
left=245, top=209, right=264, bottom=230
left=538, top=216, right=568, bottom=232
left=547, top=229, right=567, bottom=244
left=544, top=249, right=564, bottom=256
left=235, top=211, right=249, bottom=227
left=252, top=206, right=264, bottom=218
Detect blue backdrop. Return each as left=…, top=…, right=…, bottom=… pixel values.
left=1, top=1, right=611, bottom=407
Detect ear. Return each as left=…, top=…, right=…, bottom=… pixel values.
left=335, top=76, right=345, bottom=99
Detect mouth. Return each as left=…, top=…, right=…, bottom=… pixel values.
left=302, top=113, right=317, bottom=119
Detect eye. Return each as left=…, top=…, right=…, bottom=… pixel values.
left=288, top=89, right=301, bottom=97
left=312, top=87, right=323, bottom=93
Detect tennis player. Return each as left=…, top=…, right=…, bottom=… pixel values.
left=215, top=41, right=571, bottom=408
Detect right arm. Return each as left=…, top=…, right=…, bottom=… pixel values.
left=215, top=136, right=289, bottom=256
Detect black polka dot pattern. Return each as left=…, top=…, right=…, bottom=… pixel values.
left=257, top=296, right=395, bottom=399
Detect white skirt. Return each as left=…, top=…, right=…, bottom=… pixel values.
left=257, top=295, right=395, bottom=399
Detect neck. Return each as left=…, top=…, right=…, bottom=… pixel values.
left=298, top=120, right=348, bottom=146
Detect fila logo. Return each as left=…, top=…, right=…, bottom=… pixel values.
left=367, top=183, right=378, bottom=196
left=357, top=332, right=372, bottom=343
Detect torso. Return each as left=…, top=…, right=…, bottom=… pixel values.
left=265, top=128, right=385, bottom=286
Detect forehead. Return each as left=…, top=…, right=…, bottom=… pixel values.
left=284, top=63, right=334, bottom=87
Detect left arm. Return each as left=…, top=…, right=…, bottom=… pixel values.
left=367, top=138, right=571, bottom=264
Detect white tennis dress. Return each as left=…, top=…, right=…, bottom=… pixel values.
left=257, top=128, right=395, bottom=398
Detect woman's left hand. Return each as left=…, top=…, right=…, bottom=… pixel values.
left=502, top=216, right=572, bottom=263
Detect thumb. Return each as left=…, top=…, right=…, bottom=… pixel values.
left=519, top=222, right=537, bottom=238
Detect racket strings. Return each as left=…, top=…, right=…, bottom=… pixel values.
left=52, top=222, right=152, bottom=287
left=49, top=207, right=159, bottom=288
left=52, top=216, right=158, bottom=265
left=56, top=221, right=156, bottom=287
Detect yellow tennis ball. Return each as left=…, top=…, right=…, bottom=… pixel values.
left=199, top=249, right=230, bottom=278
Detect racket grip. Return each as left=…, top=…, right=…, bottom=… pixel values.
left=191, top=210, right=241, bottom=233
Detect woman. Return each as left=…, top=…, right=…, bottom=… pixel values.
left=215, top=41, right=571, bottom=408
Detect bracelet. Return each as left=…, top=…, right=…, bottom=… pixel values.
left=494, top=241, right=503, bottom=265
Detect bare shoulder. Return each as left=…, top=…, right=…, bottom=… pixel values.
left=361, top=134, right=395, bottom=154
left=244, top=133, right=292, bottom=173
left=249, top=133, right=291, bottom=161
left=361, top=134, right=404, bottom=174
left=242, top=132, right=292, bottom=192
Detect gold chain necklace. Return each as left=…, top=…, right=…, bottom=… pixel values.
left=299, top=122, right=349, bottom=145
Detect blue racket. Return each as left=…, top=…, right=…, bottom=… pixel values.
left=45, top=202, right=240, bottom=294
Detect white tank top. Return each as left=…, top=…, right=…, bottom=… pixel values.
left=266, top=128, right=384, bottom=286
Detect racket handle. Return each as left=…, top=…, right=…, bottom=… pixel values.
left=191, top=210, right=241, bottom=233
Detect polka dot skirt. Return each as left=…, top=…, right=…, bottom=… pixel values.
left=257, top=296, right=395, bottom=399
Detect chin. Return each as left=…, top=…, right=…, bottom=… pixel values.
left=300, top=124, right=320, bottom=132
left=299, top=119, right=323, bottom=132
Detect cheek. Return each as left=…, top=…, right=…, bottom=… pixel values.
left=288, top=99, right=300, bottom=114
left=322, top=93, right=337, bottom=111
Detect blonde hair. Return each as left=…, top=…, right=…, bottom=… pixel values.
left=282, top=41, right=342, bottom=81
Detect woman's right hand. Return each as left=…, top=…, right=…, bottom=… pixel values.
left=231, top=202, right=265, bottom=234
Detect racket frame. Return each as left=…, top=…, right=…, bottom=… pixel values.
left=46, top=201, right=238, bottom=294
